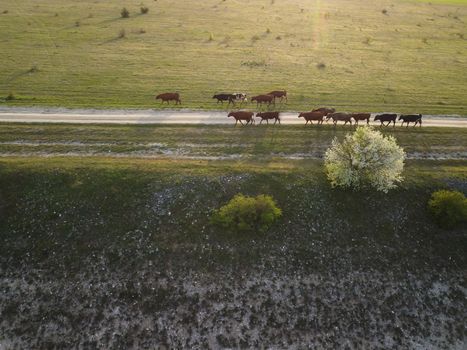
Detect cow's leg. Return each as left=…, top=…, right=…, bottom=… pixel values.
left=305, top=120, right=309, bottom=125
left=260, top=119, right=263, bottom=125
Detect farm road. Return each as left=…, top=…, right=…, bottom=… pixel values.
left=0, top=108, right=466, bottom=127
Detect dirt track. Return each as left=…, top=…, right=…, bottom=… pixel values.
left=0, top=108, right=466, bottom=127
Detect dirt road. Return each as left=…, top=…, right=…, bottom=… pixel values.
left=0, top=108, right=466, bottom=127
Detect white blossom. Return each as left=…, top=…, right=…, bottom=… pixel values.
left=324, top=126, right=406, bottom=193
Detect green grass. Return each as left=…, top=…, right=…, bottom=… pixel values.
left=0, top=123, right=465, bottom=159
left=0, top=0, right=466, bottom=114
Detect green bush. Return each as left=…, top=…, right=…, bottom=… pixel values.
left=428, top=190, right=467, bottom=229
left=121, top=7, right=129, bottom=18
left=211, top=194, right=282, bottom=233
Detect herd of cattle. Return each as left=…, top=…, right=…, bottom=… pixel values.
left=154, top=91, right=423, bottom=127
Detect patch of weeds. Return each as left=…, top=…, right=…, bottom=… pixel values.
left=121, top=7, right=129, bottom=18
left=140, top=7, right=149, bottom=14
left=5, top=92, right=15, bottom=101
left=316, top=62, right=326, bottom=70
left=118, top=29, right=126, bottom=39
left=241, top=60, right=267, bottom=68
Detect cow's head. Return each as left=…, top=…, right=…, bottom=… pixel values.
left=374, top=115, right=381, bottom=121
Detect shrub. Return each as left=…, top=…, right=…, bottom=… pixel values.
left=118, top=29, right=126, bottom=38
left=140, top=7, right=149, bottom=14
left=211, top=194, right=282, bottom=233
left=28, top=65, right=39, bottom=73
left=324, top=126, right=406, bottom=192
left=5, top=92, right=15, bottom=101
left=121, top=7, right=129, bottom=18
left=316, top=62, right=326, bottom=69
left=428, top=190, right=467, bottom=229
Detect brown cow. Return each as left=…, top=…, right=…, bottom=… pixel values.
left=327, top=112, right=353, bottom=126
left=256, top=112, right=281, bottom=125
left=267, top=90, right=287, bottom=102
left=155, top=92, right=181, bottom=105
left=351, top=113, right=371, bottom=125
left=251, top=94, right=275, bottom=106
left=228, top=111, right=255, bottom=126
left=298, top=111, right=326, bottom=125
left=312, top=107, right=335, bottom=116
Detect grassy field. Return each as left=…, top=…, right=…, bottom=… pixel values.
left=0, top=0, right=466, bottom=114
left=0, top=123, right=466, bottom=347
left=0, top=155, right=466, bottom=348
left=0, top=123, right=466, bottom=161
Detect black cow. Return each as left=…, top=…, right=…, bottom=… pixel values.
left=213, top=94, right=235, bottom=104
left=399, top=114, right=422, bottom=127
left=374, top=113, right=397, bottom=127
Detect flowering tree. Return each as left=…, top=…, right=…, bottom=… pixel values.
left=324, top=126, right=406, bottom=192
